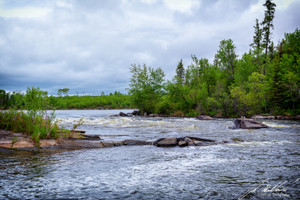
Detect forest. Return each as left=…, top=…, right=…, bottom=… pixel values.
left=128, top=0, right=299, bottom=117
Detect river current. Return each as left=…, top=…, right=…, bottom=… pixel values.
left=0, top=110, right=299, bottom=199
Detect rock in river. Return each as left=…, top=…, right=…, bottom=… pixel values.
left=196, top=115, right=213, bottom=120
left=234, top=118, right=268, bottom=129
left=153, top=137, right=178, bottom=147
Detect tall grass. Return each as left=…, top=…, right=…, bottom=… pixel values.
left=0, top=87, right=59, bottom=148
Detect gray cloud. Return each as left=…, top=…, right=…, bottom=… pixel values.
left=0, top=0, right=299, bottom=95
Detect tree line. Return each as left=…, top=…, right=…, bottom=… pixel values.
left=0, top=89, right=131, bottom=110
left=128, top=0, right=299, bottom=117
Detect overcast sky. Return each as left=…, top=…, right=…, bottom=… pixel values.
left=0, top=0, right=299, bottom=95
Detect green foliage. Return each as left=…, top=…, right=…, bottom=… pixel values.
left=175, top=59, right=185, bottom=86
left=214, top=39, right=238, bottom=86
left=73, top=118, right=84, bottom=130
left=0, top=87, right=59, bottom=148
left=128, top=64, right=165, bottom=114
left=57, top=88, right=70, bottom=96
left=128, top=29, right=299, bottom=117
left=49, top=93, right=131, bottom=109
left=126, top=1, right=298, bottom=117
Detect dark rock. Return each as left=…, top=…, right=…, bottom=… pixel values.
left=119, top=112, right=128, bottom=117
left=234, top=118, right=268, bottom=129
left=153, top=137, right=178, bottom=147
left=81, top=134, right=101, bottom=140
left=231, top=138, right=244, bottom=142
left=188, top=136, right=216, bottom=143
left=131, top=110, right=140, bottom=116
left=122, top=140, right=151, bottom=146
left=71, top=130, right=86, bottom=133
left=196, top=115, right=213, bottom=120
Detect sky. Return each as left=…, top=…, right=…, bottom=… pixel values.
left=0, top=0, right=299, bottom=95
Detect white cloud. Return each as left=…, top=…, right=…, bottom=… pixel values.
left=163, top=0, right=200, bottom=14
left=0, top=0, right=299, bottom=94
left=0, top=0, right=51, bottom=18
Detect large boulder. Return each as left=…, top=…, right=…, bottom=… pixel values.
left=234, top=118, right=268, bottom=129
left=153, top=137, right=178, bottom=147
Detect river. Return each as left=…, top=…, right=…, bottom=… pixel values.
left=0, top=110, right=299, bottom=199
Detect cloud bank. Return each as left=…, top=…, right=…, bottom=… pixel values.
left=0, top=0, right=299, bottom=95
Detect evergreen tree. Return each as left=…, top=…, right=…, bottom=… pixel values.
left=250, top=18, right=263, bottom=57
left=261, top=0, right=276, bottom=59
left=175, top=59, right=185, bottom=86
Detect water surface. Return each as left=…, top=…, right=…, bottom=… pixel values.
left=0, top=110, right=299, bottom=199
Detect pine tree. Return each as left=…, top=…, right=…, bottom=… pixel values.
left=175, top=59, right=185, bottom=86
left=250, top=18, right=263, bottom=56
left=261, top=0, right=276, bottom=59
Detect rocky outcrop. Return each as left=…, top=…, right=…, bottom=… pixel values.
left=0, top=130, right=228, bottom=151
left=196, top=115, right=213, bottom=120
left=153, top=136, right=218, bottom=147
left=234, top=118, right=268, bottom=129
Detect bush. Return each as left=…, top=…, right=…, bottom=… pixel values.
left=0, top=87, right=59, bottom=148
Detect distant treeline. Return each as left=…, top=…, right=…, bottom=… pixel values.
left=50, top=92, right=131, bottom=109
left=0, top=90, right=132, bottom=110
left=127, top=1, right=299, bottom=117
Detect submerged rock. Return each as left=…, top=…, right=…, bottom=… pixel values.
left=234, top=118, right=268, bottom=129
left=122, top=140, right=152, bottom=146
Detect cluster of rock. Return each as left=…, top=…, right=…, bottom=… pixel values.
left=99, top=139, right=152, bottom=148
left=153, top=136, right=222, bottom=147
left=118, top=111, right=163, bottom=117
